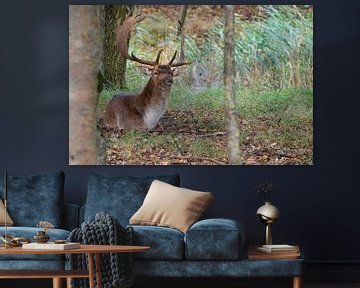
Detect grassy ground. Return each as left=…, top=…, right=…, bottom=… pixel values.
left=97, top=82, right=313, bottom=165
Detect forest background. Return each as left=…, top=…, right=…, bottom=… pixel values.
left=70, top=5, right=313, bottom=165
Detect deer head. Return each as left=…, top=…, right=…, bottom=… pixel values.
left=117, top=14, right=191, bottom=90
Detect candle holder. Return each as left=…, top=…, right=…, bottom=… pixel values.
left=33, top=230, right=50, bottom=243
left=34, top=220, right=54, bottom=243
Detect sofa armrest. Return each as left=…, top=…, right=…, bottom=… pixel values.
left=184, top=218, right=245, bottom=260
left=63, top=204, right=80, bottom=231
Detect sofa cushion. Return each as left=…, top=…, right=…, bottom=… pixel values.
left=0, top=226, right=70, bottom=261
left=0, top=199, right=14, bottom=226
left=130, top=225, right=184, bottom=260
left=185, top=218, right=245, bottom=260
left=130, top=180, right=213, bottom=233
left=84, top=174, right=180, bottom=225
left=0, top=171, right=64, bottom=227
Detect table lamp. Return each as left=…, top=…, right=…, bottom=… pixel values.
left=257, top=201, right=280, bottom=245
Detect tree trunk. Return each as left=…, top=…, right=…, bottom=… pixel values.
left=69, top=5, right=103, bottom=165
left=103, top=5, right=133, bottom=89
left=224, top=5, right=242, bottom=164
left=177, top=5, right=188, bottom=36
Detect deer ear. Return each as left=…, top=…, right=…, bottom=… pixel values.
left=172, top=68, right=179, bottom=77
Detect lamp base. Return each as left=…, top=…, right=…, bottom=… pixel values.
left=265, top=223, right=272, bottom=245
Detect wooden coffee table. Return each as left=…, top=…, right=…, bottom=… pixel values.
left=0, top=244, right=150, bottom=288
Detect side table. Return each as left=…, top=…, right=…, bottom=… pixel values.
left=247, top=245, right=303, bottom=288
left=0, top=244, right=150, bottom=288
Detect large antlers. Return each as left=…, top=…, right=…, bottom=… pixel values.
left=117, top=14, right=191, bottom=67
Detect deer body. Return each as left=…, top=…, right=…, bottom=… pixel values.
left=104, top=68, right=172, bottom=130
left=102, top=15, right=190, bottom=132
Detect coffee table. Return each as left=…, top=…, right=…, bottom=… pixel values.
left=0, top=244, right=150, bottom=288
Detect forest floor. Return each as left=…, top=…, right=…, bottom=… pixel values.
left=98, top=87, right=312, bottom=165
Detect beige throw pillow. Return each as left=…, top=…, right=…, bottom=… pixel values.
left=0, top=199, right=14, bottom=226
left=130, top=180, right=213, bottom=233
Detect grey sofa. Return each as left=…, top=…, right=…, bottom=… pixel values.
left=0, top=170, right=78, bottom=270
left=81, top=173, right=304, bottom=283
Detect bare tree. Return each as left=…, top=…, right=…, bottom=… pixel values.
left=224, top=5, right=242, bottom=164
left=177, top=5, right=188, bottom=36
left=103, top=5, right=133, bottom=88
left=69, top=5, right=103, bottom=165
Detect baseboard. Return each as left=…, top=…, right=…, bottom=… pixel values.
left=304, top=261, right=360, bottom=282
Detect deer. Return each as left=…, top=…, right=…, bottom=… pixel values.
left=103, top=15, right=191, bottom=131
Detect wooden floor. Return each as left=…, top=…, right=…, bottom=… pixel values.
left=1, top=279, right=360, bottom=288
left=306, top=285, right=360, bottom=288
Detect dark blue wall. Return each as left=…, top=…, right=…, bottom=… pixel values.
left=0, top=0, right=359, bottom=265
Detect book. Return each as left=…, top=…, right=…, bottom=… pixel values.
left=256, top=244, right=299, bottom=254
left=22, top=242, right=80, bottom=250
left=248, top=245, right=300, bottom=260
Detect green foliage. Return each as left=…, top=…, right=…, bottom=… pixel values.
left=236, top=6, right=313, bottom=89
left=200, top=5, right=313, bottom=89
left=125, top=5, right=312, bottom=91
left=236, top=87, right=313, bottom=119
left=169, top=85, right=224, bottom=110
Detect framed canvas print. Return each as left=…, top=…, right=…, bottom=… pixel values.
left=69, top=5, right=313, bottom=165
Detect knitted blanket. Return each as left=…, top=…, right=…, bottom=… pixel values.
left=68, top=212, right=134, bottom=288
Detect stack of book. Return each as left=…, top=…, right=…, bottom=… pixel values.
left=248, top=244, right=300, bottom=259
left=257, top=244, right=299, bottom=254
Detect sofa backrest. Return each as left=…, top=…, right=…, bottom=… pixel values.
left=63, top=203, right=80, bottom=231
left=0, top=170, right=65, bottom=228
left=81, top=173, right=180, bottom=226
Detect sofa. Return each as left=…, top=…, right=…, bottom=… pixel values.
left=80, top=173, right=304, bottom=283
left=0, top=170, right=78, bottom=270
left=0, top=171, right=304, bottom=287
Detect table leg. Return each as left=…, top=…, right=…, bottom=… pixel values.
left=52, top=278, right=62, bottom=288
left=293, top=276, right=302, bottom=288
left=88, top=253, right=95, bottom=288
left=95, top=253, right=102, bottom=288
left=66, top=277, right=72, bottom=288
